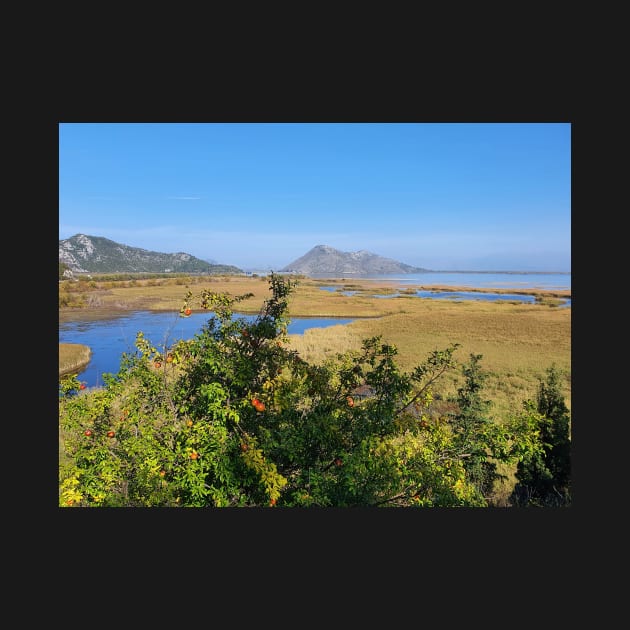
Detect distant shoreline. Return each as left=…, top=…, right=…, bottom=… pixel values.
left=421, top=270, right=570, bottom=275
left=297, top=270, right=571, bottom=276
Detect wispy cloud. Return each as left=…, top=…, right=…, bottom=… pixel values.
left=167, top=196, right=201, bottom=200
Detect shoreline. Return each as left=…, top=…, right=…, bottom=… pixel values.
left=59, top=277, right=571, bottom=324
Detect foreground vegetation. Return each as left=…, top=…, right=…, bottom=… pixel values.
left=59, top=274, right=570, bottom=507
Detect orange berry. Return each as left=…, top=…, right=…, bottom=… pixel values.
left=107, top=430, right=115, bottom=438
left=190, top=451, right=198, bottom=460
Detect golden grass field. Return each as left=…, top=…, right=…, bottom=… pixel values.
left=59, top=343, right=91, bottom=377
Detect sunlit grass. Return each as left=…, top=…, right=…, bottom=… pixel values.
left=59, top=343, right=91, bottom=377
left=287, top=299, right=570, bottom=420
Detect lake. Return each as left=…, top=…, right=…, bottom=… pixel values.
left=309, top=271, right=571, bottom=291
left=59, top=311, right=354, bottom=388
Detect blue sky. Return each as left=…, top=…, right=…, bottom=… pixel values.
left=59, top=122, right=571, bottom=272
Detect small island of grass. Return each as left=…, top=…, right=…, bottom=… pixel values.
left=59, top=343, right=91, bottom=377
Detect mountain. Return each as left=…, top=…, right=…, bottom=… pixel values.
left=59, top=234, right=243, bottom=274
left=280, top=245, right=429, bottom=275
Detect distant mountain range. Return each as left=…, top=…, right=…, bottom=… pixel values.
left=59, top=234, right=243, bottom=275
left=280, top=245, right=429, bottom=275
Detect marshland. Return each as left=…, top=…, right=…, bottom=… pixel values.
left=59, top=272, right=571, bottom=419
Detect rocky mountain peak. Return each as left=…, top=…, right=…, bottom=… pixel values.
left=280, top=245, right=429, bottom=275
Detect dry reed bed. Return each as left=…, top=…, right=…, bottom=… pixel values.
left=287, top=300, right=570, bottom=420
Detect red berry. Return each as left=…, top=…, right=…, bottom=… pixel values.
left=107, top=430, right=115, bottom=438
left=84, top=429, right=92, bottom=436
left=251, top=398, right=265, bottom=411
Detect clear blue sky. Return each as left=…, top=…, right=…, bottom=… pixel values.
left=59, top=122, right=571, bottom=272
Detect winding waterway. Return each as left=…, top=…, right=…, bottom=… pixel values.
left=60, top=311, right=354, bottom=388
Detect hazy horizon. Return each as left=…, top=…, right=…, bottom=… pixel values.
left=59, top=123, right=571, bottom=272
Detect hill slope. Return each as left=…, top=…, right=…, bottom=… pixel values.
left=280, top=244, right=429, bottom=275
left=59, top=234, right=243, bottom=274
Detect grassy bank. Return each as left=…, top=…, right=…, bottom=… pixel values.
left=59, top=343, right=91, bottom=377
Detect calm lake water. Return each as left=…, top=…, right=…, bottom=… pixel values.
left=310, top=271, right=571, bottom=291
left=60, top=312, right=353, bottom=389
